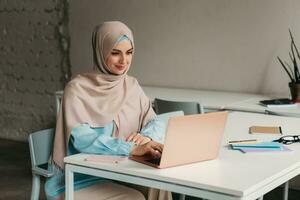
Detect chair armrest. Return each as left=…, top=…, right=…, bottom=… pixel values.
left=32, top=167, right=54, bottom=177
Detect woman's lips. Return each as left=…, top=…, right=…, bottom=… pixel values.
left=115, top=65, right=126, bottom=71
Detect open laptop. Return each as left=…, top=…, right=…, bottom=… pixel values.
left=130, top=111, right=228, bottom=168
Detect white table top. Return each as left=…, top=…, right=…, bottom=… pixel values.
left=64, top=112, right=300, bottom=198
left=225, top=97, right=300, bottom=117
left=142, top=86, right=268, bottom=110
left=142, top=86, right=300, bottom=117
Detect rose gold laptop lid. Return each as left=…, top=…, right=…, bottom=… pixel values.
left=130, top=111, right=228, bottom=169
left=158, top=111, right=228, bottom=168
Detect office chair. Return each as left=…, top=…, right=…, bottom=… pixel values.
left=55, top=90, right=63, bottom=115
left=154, top=98, right=204, bottom=115
left=154, top=98, right=204, bottom=200
left=28, top=128, right=55, bottom=200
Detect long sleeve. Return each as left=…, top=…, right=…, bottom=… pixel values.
left=140, top=117, right=166, bottom=143
left=141, top=111, right=185, bottom=144
left=70, top=122, right=135, bottom=156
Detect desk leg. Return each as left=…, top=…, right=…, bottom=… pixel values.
left=283, top=181, right=289, bottom=200
left=65, top=164, right=74, bottom=200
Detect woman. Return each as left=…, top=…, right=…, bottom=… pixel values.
left=46, top=21, right=171, bottom=200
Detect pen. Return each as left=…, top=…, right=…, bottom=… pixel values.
left=228, top=139, right=259, bottom=144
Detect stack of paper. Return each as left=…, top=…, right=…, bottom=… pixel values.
left=231, top=142, right=291, bottom=153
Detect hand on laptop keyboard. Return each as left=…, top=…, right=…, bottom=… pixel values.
left=130, top=140, right=163, bottom=158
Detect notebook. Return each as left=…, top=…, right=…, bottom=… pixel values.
left=130, top=111, right=228, bottom=168
left=249, top=126, right=282, bottom=135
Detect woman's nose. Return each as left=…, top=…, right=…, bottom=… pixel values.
left=119, top=54, right=126, bottom=64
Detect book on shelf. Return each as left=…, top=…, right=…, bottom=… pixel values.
left=259, top=98, right=297, bottom=108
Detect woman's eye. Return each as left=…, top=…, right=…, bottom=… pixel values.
left=111, top=52, right=119, bottom=55
left=127, top=51, right=133, bottom=55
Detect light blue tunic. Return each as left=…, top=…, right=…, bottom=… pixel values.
left=45, top=117, right=166, bottom=200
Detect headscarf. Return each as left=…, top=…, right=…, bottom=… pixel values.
left=53, top=21, right=155, bottom=169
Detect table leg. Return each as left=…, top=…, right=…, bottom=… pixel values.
left=283, top=181, right=289, bottom=200
left=65, top=164, right=74, bottom=200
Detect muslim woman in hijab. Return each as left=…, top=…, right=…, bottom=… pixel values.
left=45, top=21, right=172, bottom=200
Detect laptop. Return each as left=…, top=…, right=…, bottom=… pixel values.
left=130, top=111, right=228, bottom=168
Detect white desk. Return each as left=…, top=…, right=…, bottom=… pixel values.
left=142, top=86, right=268, bottom=111
left=142, top=86, right=300, bottom=117
left=224, top=97, right=300, bottom=117
left=65, top=112, right=300, bottom=200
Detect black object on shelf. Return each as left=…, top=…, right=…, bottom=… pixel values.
left=259, top=98, right=295, bottom=107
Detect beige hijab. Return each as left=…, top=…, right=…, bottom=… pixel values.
left=53, top=21, right=155, bottom=169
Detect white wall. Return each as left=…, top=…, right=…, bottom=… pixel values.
left=69, top=0, right=300, bottom=96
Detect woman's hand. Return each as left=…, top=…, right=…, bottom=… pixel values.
left=130, top=140, right=164, bottom=158
left=126, top=132, right=151, bottom=145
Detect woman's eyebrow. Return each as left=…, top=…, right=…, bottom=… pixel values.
left=112, top=48, right=134, bottom=52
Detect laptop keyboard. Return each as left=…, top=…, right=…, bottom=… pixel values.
left=146, top=157, right=161, bottom=165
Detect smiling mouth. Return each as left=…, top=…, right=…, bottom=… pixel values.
left=115, top=65, right=126, bottom=71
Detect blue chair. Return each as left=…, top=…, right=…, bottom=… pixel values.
left=154, top=98, right=204, bottom=115
left=28, top=128, right=55, bottom=200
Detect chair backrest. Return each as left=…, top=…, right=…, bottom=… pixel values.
left=55, top=90, right=63, bottom=116
left=154, top=98, right=204, bottom=115
left=28, top=128, right=55, bottom=168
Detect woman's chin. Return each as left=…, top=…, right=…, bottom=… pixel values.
left=114, top=68, right=127, bottom=74
left=112, top=69, right=126, bottom=75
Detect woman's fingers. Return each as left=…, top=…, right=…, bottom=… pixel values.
left=132, top=134, right=142, bottom=143
left=148, top=148, right=161, bottom=158
left=127, top=133, right=151, bottom=145
left=130, top=141, right=164, bottom=157
left=147, top=141, right=163, bottom=156
left=126, top=132, right=137, bottom=142
left=150, top=141, right=163, bottom=152
left=136, top=136, right=151, bottom=145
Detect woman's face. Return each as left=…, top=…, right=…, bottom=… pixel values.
left=105, top=40, right=133, bottom=75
